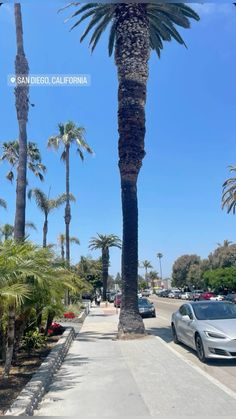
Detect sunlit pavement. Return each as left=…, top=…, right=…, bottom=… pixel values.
left=35, top=304, right=236, bottom=417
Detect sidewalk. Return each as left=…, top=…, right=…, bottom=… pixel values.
left=35, top=305, right=236, bottom=416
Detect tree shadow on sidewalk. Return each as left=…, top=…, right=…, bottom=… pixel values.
left=75, top=330, right=117, bottom=342
left=146, top=325, right=173, bottom=343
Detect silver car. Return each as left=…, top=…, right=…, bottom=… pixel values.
left=171, top=301, right=236, bottom=362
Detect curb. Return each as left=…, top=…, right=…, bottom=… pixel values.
left=5, top=327, right=76, bottom=416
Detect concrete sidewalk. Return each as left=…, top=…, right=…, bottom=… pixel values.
left=35, top=306, right=236, bottom=416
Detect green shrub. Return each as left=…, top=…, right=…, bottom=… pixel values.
left=22, top=329, right=46, bottom=355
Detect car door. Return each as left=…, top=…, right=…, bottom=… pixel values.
left=175, top=304, right=188, bottom=342
left=180, top=305, right=195, bottom=349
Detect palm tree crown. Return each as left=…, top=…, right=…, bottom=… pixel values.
left=222, top=165, right=236, bottom=214
left=28, top=188, right=75, bottom=216
left=0, top=199, right=7, bottom=210
left=47, top=121, right=93, bottom=159
left=89, top=233, right=122, bottom=252
left=28, top=188, right=75, bottom=247
left=0, top=141, right=46, bottom=182
left=64, top=3, right=199, bottom=56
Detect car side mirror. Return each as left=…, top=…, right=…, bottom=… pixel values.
left=182, top=314, right=191, bottom=321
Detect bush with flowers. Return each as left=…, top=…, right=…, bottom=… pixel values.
left=63, top=311, right=76, bottom=319
left=47, top=322, right=65, bottom=336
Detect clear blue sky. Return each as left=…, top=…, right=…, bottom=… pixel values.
left=0, top=2, right=236, bottom=279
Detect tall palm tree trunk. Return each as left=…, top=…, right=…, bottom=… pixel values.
left=102, top=248, right=109, bottom=301
left=4, top=3, right=29, bottom=378
left=65, top=144, right=71, bottom=262
left=61, top=242, right=65, bottom=261
left=116, top=4, right=149, bottom=336
left=14, top=3, right=29, bottom=241
left=43, top=214, right=48, bottom=247
left=64, top=145, right=71, bottom=305
left=3, top=304, right=15, bottom=377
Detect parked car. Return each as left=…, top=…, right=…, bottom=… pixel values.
left=199, top=292, right=216, bottom=300
left=159, top=290, right=171, bottom=298
left=106, top=291, right=117, bottom=302
left=114, top=293, right=122, bottom=308
left=210, top=295, right=224, bottom=301
left=191, top=290, right=204, bottom=301
left=142, top=289, right=151, bottom=297
left=224, top=293, right=236, bottom=304
left=138, top=297, right=156, bottom=318
left=180, top=292, right=191, bottom=300
left=168, top=290, right=181, bottom=299
left=171, top=301, right=236, bottom=362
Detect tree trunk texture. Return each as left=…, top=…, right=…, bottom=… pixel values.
left=3, top=304, right=16, bottom=377
left=14, top=3, right=29, bottom=242
left=64, top=145, right=71, bottom=305
left=64, top=144, right=71, bottom=263
left=61, top=243, right=65, bottom=261
left=13, top=311, right=30, bottom=361
left=102, top=248, right=109, bottom=301
left=5, top=2, right=29, bottom=377
left=0, top=306, right=6, bottom=361
left=45, top=311, right=55, bottom=335
left=115, top=4, right=150, bottom=336
left=43, top=215, right=48, bottom=248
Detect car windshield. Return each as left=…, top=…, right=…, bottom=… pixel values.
left=138, top=299, right=151, bottom=307
left=192, top=302, right=236, bottom=320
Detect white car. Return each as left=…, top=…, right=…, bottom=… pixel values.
left=171, top=301, right=236, bottom=362
left=210, top=295, right=224, bottom=301
left=181, top=292, right=191, bottom=300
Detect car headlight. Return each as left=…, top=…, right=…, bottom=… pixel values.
left=204, top=331, right=227, bottom=339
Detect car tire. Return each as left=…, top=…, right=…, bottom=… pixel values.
left=171, top=324, right=179, bottom=344
left=195, top=334, right=206, bottom=363
left=152, top=312, right=156, bottom=318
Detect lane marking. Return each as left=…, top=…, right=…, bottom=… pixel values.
left=155, top=336, right=236, bottom=401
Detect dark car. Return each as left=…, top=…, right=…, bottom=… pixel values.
left=106, top=291, right=117, bottom=303
left=114, top=293, right=122, bottom=308
left=224, top=293, right=236, bottom=304
left=199, top=292, right=216, bottom=301
left=138, top=297, right=156, bottom=318
left=159, top=290, right=170, bottom=298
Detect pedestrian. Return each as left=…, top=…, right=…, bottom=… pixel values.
left=96, top=294, right=101, bottom=306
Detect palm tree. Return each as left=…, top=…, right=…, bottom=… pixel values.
left=63, top=3, right=199, bottom=336
left=58, top=233, right=80, bottom=261
left=222, top=165, right=236, bottom=214
left=156, top=252, right=163, bottom=281
left=14, top=3, right=30, bottom=241
left=48, top=121, right=93, bottom=264
left=141, top=260, right=153, bottom=286
left=217, top=240, right=232, bottom=248
left=149, top=270, right=159, bottom=290
left=0, top=240, right=85, bottom=376
left=89, top=234, right=121, bottom=300
left=0, top=198, right=7, bottom=225
left=28, top=188, right=75, bottom=247
left=0, top=221, right=36, bottom=241
left=0, top=141, right=46, bottom=183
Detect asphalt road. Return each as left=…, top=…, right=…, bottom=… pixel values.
left=144, top=295, right=236, bottom=394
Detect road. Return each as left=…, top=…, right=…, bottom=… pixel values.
left=144, top=295, right=236, bottom=394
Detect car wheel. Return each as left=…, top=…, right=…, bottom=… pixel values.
left=195, top=334, right=206, bottom=363
left=152, top=312, right=156, bottom=318
left=171, top=324, right=179, bottom=344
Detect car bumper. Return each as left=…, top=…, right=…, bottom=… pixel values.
left=139, top=310, right=156, bottom=318
left=202, top=337, right=236, bottom=359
